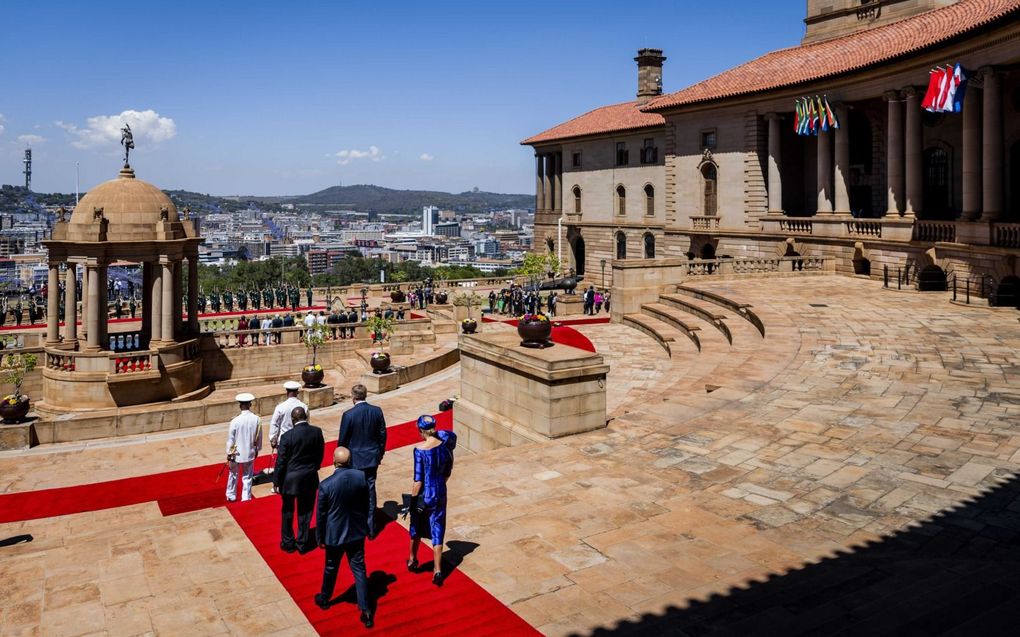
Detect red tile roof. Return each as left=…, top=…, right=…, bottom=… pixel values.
left=521, top=100, right=664, bottom=145
left=645, top=0, right=1020, bottom=111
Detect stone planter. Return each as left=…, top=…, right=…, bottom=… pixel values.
left=370, top=353, right=392, bottom=374
left=301, top=368, right=324, bottom=388
left=461, top=319, right=477, bottom=334
left=436, top=292, right=448, bottom=304
left=0, top=396, right=30, bottom=424
left=390, top=291, right=406, bottom=303
left=517, top=320, right=552, bottom=348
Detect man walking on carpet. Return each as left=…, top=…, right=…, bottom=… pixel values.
left=274, top=406, right=324, bottom=554
left=337, top=383, right=387, bottom=539
left=225, top=393, right=262, bottom=502
left=316, top=446, right=373, bottom=628
left=269, top=381, right=307, bottom=450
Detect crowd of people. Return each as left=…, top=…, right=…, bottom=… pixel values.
left=485, top=284, right=612, bottom=317
left=224, top=381, right=455, bottom=628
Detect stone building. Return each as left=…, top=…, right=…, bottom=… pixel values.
left=524, top=0, right=1020, bottom=304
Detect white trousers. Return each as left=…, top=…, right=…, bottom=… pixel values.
left=226, top=460, right=255, bottom=501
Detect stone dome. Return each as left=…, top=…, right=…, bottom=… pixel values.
left=70, top=168, right=179, bottom=226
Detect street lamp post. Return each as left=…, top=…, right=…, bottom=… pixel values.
left=600, top=259, right=607, bottom=291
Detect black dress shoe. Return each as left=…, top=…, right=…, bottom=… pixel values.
left=360, top=611, right=374, bottom=628
left=432, top=571, right=444, bottom=587
left=280, top=542, right=297, bottom=553
left=406, top=558, right=418, bottom=572
left=314, top=593, right=330, bottom=610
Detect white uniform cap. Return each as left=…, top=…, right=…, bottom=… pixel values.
left=235, top=392, right=256, bottom=403
left=283, top=381, right=301, bottom=391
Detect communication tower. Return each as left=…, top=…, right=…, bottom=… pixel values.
left=23, top=148, right=32, bottom=191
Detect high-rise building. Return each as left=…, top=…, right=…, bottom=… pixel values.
left=422, top=205, right=439, bottom=236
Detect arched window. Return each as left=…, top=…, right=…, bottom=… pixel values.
left=572, top=186, right=582, bottom=214
left=644, top=232, right=655, bottom=259
left=616, top=232, right=627, bottom=259
left=644, top=184, right=654, bottom=216
left=616, top=185, right=626, bottom=216
left=701, top=164, right=717, bottom=216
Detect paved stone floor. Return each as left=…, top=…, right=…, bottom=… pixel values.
left=2, top=276, right=1020, bottom=635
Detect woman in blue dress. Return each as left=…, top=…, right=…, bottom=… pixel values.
left=407, top=415, right=455, bottom=586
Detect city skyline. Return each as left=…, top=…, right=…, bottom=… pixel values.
left=0, top=0, right=802, bottom=196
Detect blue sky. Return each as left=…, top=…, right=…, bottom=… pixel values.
left=0, top=1, right=804, bottom=196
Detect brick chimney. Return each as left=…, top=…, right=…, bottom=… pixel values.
left=635, top=48, right=666, bottom=102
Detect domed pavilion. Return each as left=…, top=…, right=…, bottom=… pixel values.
left=41, top=166, right=204, bottom=410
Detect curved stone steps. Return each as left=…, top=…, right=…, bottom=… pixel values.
left=639, top=303, right=706, bottom=351
left=658, top=293, right=734, bottom=344
left=675, top=284, right=766, bottom=337
left=622, top=313, right=695, bottom=358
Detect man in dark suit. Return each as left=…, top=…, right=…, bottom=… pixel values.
left=316, top=446, right=373, bottom=628
left=274, top=406, right=324, bottom=554
left=337, top=383, right=387, bottom=538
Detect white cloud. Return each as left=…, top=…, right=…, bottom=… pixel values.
left=335, top=145, right=383, bottom=165
left=17, top=134, right=45, bottom=146
left=0, top=114, right=5, bottom=136
left=56, top=109, right=177, bottom=150
left=419, top=153, right=434, bottom=161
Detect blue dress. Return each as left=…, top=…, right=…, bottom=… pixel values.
left=409, top=433, right=455, bottom=545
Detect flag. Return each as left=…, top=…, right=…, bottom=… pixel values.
left=800, top=98, right=809, bottom=135
left=934, top=66, right=952, bottom=112
left=824, top=96, right=838, bottom=129
left=810, top=97, right=818, bottom=135
left=952, top=64, right=968, bottom=113
left=817, top=96, right=828, bottom=133
left=921, top=68, right=941, bottom=111
left=794, top=99, right=802, bottom=134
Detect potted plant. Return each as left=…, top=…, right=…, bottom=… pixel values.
left=1, top=352, right=37, bottom=423
left=364, top=314, right=395, bottom=374
left=517, top=312, right=552, bottom=348
left=302, top=322, right=328, bottom=387
left=452, top=292, right=483, bottom=333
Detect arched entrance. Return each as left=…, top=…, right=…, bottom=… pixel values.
left=569, top=233, right=585, bottom=276
left=700, top=243, right=716, bottom=260
left=923, top=146, right=951, bottom=219
left=917, top=265, right=948, bottom=291
left=615, top=232, right=627, bottom=259
left=643, top=233, right=655, bottom=259
left=992, top=275, right=1020, bottom=308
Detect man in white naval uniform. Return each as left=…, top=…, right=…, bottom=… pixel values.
left=226, top=392, right=263, bottom=502
left=270, top=381, right=308, bottom=449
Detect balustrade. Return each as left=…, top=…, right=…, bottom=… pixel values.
left=779, top=219, right=813, bottom=234
left=993, top=223, right=1020, bottom=248
left=112, top=354, right=152, bottom=374
left=845, top=220, right=882, bottom=237
left=689, top=216, right=720, bottom=231
left=108, top=331, right=143, bottom=352
left=46, top=352, right=77, bottom=372
left=913, top=221, right=956, bottom=243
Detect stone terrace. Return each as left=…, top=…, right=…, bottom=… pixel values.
left=2, top=276, right=1020, bottom=635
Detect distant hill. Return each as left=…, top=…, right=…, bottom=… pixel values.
left=284, top=184, right=533, bottom=215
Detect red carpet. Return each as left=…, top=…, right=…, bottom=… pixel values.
left=0, top=410, right=453, bottom=523
left=480, top=317, right=598, bottom=353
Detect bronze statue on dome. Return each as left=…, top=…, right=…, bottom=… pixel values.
left=120, top=123, right=134, bottom=168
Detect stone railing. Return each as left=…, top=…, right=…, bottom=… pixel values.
left=46, top=351, right=77, bottom=372
left=779, top=219, right=813, bottom=234
left=108, top=331, right=143, bottom=353
left=689, top=216, right=720, bottom=231
left=914, top=221, right=956, bottom=243
left=845, top=220, right=882, bottom=238
left=993, top=223, right=1020, bottom=248
left=314, top=275, right=522, bottom=298
left=111, top=353, right=153, bottom=374
left=684, top=255, right=833, bottom=277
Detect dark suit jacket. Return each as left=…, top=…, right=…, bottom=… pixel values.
left=337, top=402, right=387, bottom=470
left=273, top=421, right=325, bottom=495
left=316, top=466, right=369, bottom=546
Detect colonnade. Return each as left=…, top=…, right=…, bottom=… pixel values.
left=535, top=152, right=563, bottom=215
left=44, top=254, right=201, bottom=351
left=765, top=66, right=1003, bottom=221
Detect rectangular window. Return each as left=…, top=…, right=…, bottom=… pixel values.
left=701, top=130, right=717, bottom=150
left=616, top=142, right=629, bottom=166
left=572, top=152, right=581, bottom=168
left=641, top=138, right=658, bottom=164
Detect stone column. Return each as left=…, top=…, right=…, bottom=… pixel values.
left=962, top=84, right=982, bottom=220
left=141, top=262, right=152, bottom=344
left=766, top=113, right=783, bottom=214
left=172, top=263, right=183, bottom=339
left=903, top=87, right=922, bottom=218
left=80, top=267, right=89, bottom=340
left=981, top=67, right=1003, bottom=221
left=161, top=262, right=174, bottom=343
left=187, top=256, right=199, bottom=332
left=884, top=91, right=904, bottom=216
left=535, top=154, right=545, bottom=213
left=150, top=263, right=163, bottom=346
left=542, top=153, right=553, bottom=212
left=833, top=104, right=850, bottom=214
left=816, top=131, right=833, bottom=214
left=63, top=265, right=77, bottom=344
left=97, top=265, right=109, bottom=349
left=552, top=152, right=562, bottom=213
left=85, top=266, right=101, bottom=350
left=46, top=263, right=60, bottom=344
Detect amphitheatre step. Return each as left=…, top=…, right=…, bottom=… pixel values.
left=640, top=302, right=709, bottom=352
left=674, top=284, right=766, bottom=337
left=659, top=293, right=733, bottom=344
left=622, top=313, right=692, bottom=357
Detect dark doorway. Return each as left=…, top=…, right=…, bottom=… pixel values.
left=570, top=234, right=585, bottom=275
left=853, top=254, right=871, bottom=276
left=1010, top=141, right=1020, bottom=221
left=923, top=146, right=951, bottom=219
left=991, top=275, right=1020, bottom=308
left=848, top=110, right=874, bottom=217
left=701, top=164, right=717, bottom=216
left=643, top=233, right=655, bottom=259
left=615, top=232, right=627, bottom=259
left=918, top=265, right=948, bottom=291
left=700, top=243, right=716, bottom=260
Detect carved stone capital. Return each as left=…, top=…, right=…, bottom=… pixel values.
left=901, top=85, right=921, bottom=99
left=882, top=90, right=902, bottom=102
